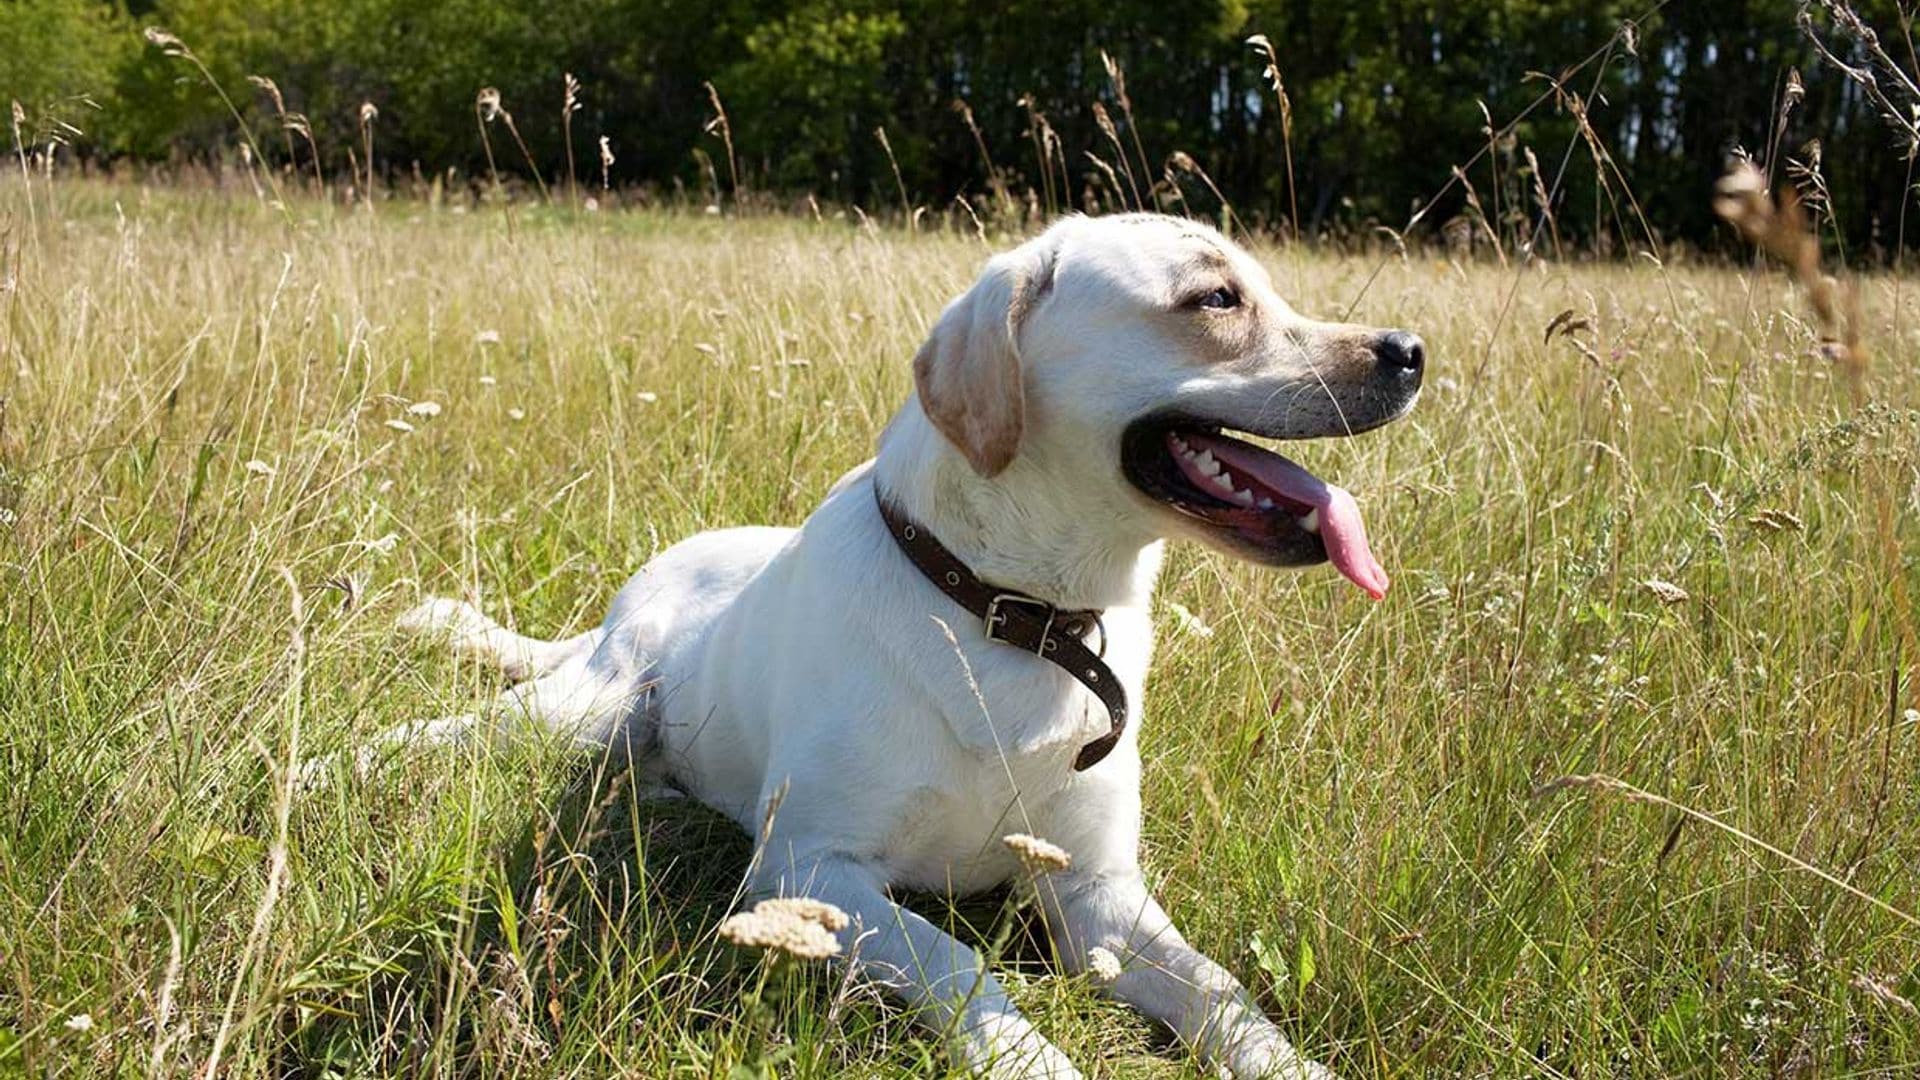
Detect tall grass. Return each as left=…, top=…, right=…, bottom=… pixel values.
left=0, top=177, right=1915, bottom=1077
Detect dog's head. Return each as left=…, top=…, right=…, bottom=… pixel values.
left=911, top=213, right=1423, bottom=599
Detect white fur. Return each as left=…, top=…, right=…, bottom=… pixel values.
left=374, top=214, right=1422, bottom=1079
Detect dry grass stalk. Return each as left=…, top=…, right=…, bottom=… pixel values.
left=562, top=72, right=582, bottom=208
left=874, top=125, right=912, bottom=226
left=597, top=135, right=614, bottom=193
left=144, top=27, right=284, bottom=210
left=1852, top=973, right=1920, bottom=1016
left=1017, top=95, right=1059, bottom=217
left=283, top=111, right=322, bottom=194
left=952, top=98, right=1011, bottom=216
left=950, top=193, right=988, bottom=246
left=357, top=102, right=377, bottom=212
left=494, top=91, right=550, bottom=204
left=1168, top=150, right=1234, bottom=234
left=246, top=76, right=297, bottom=184
left=1478, top=100, right=1505, bottom=249
left=1450, top=165, right=1508, bottom=268
left=1713, top=159, right=1867, bottom=386
left=702, top=81, right=740, bottom=208
left=1246, top=35, right=1299, bottom=239
left=1090, top=102, right=1142, bottom=211
left=8, top=101, right=31, bottom=229
left=1523, top=145, right=1562, bottom=259
left=1100, top=51, right=1157, bottom=210
left=1766, top=68, right=1806, bottom=180
left=1534, top=773, right=1919, bottom=930
left=1800, top=0, right=1920, bottom=160
left=203, top=569, right=307, bottom=1074
left=475, top=88, right=509, bottom=215
left=1082, top=150, right=1125, bottom=212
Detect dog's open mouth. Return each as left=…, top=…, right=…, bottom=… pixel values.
left=1120, top=417, right=1389, bottom=599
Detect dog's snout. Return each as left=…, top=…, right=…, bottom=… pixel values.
left=1374, top=330, right=1425, bottom=376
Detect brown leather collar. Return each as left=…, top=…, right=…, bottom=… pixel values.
left=876, top=488, right=1127, bottom=770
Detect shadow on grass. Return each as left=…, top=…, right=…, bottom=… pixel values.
left=286, top=749, right=1059, bottom=1077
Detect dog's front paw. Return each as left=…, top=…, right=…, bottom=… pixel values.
left=956, top=1012, right=1083, bottom=1080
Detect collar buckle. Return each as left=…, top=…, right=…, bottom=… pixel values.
left=984, top=592, right=1055, bottom=653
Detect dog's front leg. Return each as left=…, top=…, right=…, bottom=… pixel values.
left=1041, top=872, right=1330, bottom=1080
left=760, top=856, right=1082, bottom=1079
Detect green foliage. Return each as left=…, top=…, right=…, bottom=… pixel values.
left=3, top=1, right=1919, bottom=246
left=722, top=4, right=907, bottom=191
left=0, top=0, right=131, bottom=134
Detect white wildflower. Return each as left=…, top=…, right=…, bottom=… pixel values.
left=64, top=1013, right=93, bottom=1032
left=406, top=400, right=443, bottom=418
left=242, top=459, right=275, bottom=477
left=384, top=419, right=414, bottom=433
left=636, top=391, right=658, bottom=403
left=1086, top=947, right=1123, bottom=984
left=506, top=407, right=526, bottom=421
left=475, top=329, right=501, bottom=346
left=1165, top=600, right=1214, bottom=638
left=478, top=375, right=498, bottom=387
left=718, top=901, right=842, bottom=960
left=756, top=896, right=850, bottom=932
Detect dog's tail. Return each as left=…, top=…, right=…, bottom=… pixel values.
left=397, top=598, right=597, bottom=682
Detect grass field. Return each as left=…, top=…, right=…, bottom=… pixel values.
left=2, top=181, right=1918, bottom=1078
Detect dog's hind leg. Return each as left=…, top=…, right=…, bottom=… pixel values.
left=307, top=653, right=655, bottom=788
left=397, top=597, right=600, bottom=682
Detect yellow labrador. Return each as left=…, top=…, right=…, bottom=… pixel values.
left=390, top=213, right=1422, bottom=1078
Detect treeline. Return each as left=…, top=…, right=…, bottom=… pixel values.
left=4, top=0, right=1917, bottom=255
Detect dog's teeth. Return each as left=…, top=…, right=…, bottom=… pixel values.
left=1300, top=508, right=1320, bottom=534
left=1232, top=489, right=1255, bottom=506
left=1209, top=472, right=1236, bottom=494
left=1257, top=497, right=1274, bottom=510
left=1180, top=449, right=1198, bottom=461
left=1194, top=451, right=1219, bottom=475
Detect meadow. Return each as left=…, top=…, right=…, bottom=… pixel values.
left=1, top=180, right=1917, bottom=1077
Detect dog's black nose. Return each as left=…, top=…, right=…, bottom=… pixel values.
left=1374, top=330, right=1425, bottom=375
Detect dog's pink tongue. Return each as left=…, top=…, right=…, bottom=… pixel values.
left=1313, top=484, right=1390, bottom=600
left=1197, top=436, right=1390, bottom=600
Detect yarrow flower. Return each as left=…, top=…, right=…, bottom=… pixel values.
left=717, top=897, right=848, bottom=960
left=1002, top=833, right=1072, bottom=873
left=1086, top=946, right=1123, bottom=984
left=756, top=896, right=849, bottom=932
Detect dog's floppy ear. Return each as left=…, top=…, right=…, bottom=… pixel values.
left=913, top=240, right=1056, bottom=477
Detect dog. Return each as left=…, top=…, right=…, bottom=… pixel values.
left=383, top=213, right=1422, bottom=1078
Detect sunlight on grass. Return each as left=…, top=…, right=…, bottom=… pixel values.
left=0, top=182, right=1916, bottom=1076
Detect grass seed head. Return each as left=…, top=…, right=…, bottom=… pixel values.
left=1002, top=833, right=1072, bottom=873
left=1642, top=578, right=1690, bottom=605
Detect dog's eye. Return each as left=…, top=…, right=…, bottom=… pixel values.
left=1195, top=286, right=1240, bottom=311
